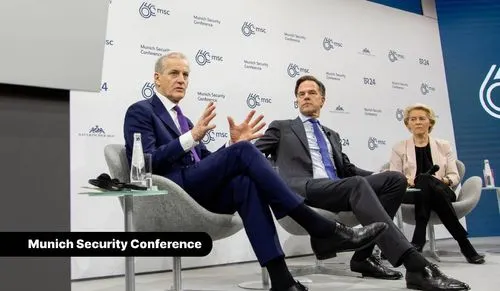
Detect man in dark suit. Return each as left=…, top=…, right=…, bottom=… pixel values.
left=123, top=53, right=387, bottom=291
left=255, top=75, right=470, bottom=291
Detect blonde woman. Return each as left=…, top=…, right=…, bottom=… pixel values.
left=389, top=103, right=484, bottom=264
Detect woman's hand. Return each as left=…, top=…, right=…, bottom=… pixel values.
left=407, top=177, right=415, bottom=187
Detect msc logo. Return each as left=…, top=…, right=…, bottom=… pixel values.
left=396, top=108, right=404, bottom=121
left=388, top=50, right=405, bottom=62
left=246, top=93, right=271, bottom=109
left=202, top=129, right=228, bottom=144
left=363, top=77, right=376, bottom=85
left=195, top=49, right=223, bottom=66
left=89, top=125, right=105, bottom=134
left=479, top=64, right=500, bottom=118
left=322, top=37, right=343, bottom=51
left=421, top=83, right=435, bottom=95
left=336, top=105, right=344, bottom=112
left=241, top=22, right=266, bottom=37
left=368, top=137, right=386, bottom=150
left=105, top=40, right=114, bottom=46
left=419, top=58, right=430, bottom=66
left=287, top=63, right=309, bottom=78
left=139, top=2, right=170, bottom=19
left=142, top=82, right=155, bottom=99
left=293, top=100, right=298, bottom=109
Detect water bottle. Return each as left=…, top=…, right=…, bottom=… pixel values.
left=130, top=133, right=146, bottom=186
left=483, top=159, right=495, bottom=187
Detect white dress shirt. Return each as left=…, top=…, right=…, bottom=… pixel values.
left=155, top=90, right=199, bottom=152
left=298, top=113, right=336, bottom=179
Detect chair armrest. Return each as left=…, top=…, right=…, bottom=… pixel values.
left=454, top=176, right=482, bottom=217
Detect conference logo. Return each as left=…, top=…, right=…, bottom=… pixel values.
left=139, top=2, right=170, bottom=18
left=396, top=108, right=404, bottom=121
left=195, top=49, right=223, bottom=66
left=78, top=125, right=115, bottom=138
left=241, top=22, right=267, bottom=37
left=287, top=63, right=309, bottom=78
left=479, top=64, right=500, bottom=119
left=293, top=100, right=298, bottom=109
left=358, top=48, right=375, bottom=57
left=142, top=82, right=155, bottom=99
left=368, top=137, right=386, bottom=151
left=246, top=93, right=272, bottom=109
left=363, top=77, right=376, bottom=86
left=330, top=105, right=350, bottom=114
left=322, top=37, right=343, bottom=51
left=419, top=58, right=430, bottom=66
left=105, top=40, right=114, bottom=46
left=193, top=15, right=221, bottom=27
left=388, top=50, right=405, bottom=62
left=202, top=129, right=228, bottom=145
left=420, top=83, right=436, bottom=95
left=196, top=91, right=226, bottom=103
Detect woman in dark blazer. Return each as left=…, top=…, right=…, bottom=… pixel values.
left=389, top=103, right=484, bottom=264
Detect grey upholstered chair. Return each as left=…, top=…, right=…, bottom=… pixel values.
left=104, top=144, right=243, bottom=291
left=399, top=160, right=482, bottom=261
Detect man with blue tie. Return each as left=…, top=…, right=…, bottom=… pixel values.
left=123, top=53, right=388, bottom=291
left=255, top=75, right=470, bottom=291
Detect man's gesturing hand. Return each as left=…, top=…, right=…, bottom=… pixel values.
left=191, top=102, right=217, bottom=141
left=228, top=110, right=266, bottom=143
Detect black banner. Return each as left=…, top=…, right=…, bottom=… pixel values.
left=0, top=232, right=212, bottom=257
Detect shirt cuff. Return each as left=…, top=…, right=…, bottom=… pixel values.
left=179, top=130, right=199, bottom=152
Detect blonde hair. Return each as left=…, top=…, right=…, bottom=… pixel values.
left=403, top=103, right=436, bottom=133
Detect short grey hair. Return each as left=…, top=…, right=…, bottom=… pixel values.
left=403, top=103, right=437, bottom=133
left=154, top=52, right=188, bottom=73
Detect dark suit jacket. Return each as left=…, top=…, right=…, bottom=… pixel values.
left=255, top=117, right=372, bottom=196
left=123, top=94, right=212, bottom=187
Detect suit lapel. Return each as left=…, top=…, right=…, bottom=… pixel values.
left=290, top=117, right=310, bottom=152
left=406, top=137, right=416, bottom=165
left=429, top=136, right=440, bottom=166
left=151, top=94, right=181, bottom=136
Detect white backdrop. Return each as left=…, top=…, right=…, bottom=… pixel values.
left=70, top=0, right=457, bottom=279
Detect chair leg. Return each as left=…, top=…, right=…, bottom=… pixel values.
left=238, top=267, right=271, bottom=290
left=172, top=257, right=182, bottom=291
left=424, top=225, right=441, bottom=262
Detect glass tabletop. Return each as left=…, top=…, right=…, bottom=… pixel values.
left=79, top=186, right=168, bottom=197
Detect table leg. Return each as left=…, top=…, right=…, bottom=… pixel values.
left=124, top=195, right=135, bottom=291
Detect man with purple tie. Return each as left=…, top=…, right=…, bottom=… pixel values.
left=255, top=75, right=471, bottom=291
left=123, top=53, right=387, bottom=291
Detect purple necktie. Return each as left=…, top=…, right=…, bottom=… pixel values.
left=308, top=119, right=338, bottom=181
left=173, top=105, right=200, bottom=162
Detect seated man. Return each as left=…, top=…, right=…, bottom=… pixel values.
left=255, top=75, right=470, bottom=291
left=123, top=52, right=387, bottom=291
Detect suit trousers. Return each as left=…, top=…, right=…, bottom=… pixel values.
left=178, top=141, right=304, bottom=266
left=403, top=174, right=467, bottom=246
left=305, top=172, right=409, bottom=266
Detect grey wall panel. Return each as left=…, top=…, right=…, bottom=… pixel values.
left=0, top=0, right=109, bottom=91
left=0, top=84, right=70, bottom=290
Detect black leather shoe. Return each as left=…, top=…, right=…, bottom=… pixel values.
left=311, top=222, right=388, bottom=260
left=465, top=253, right=485, bottom=264
left=269, top=281, right=308, bottom=291
left=350, top=255, right=403, bottom=280
left=405, top=264, right=470, bottom=290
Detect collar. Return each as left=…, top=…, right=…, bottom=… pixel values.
left=155, top=89, right=178, bottom=112
left=299, top=112, right=321, bottom=124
